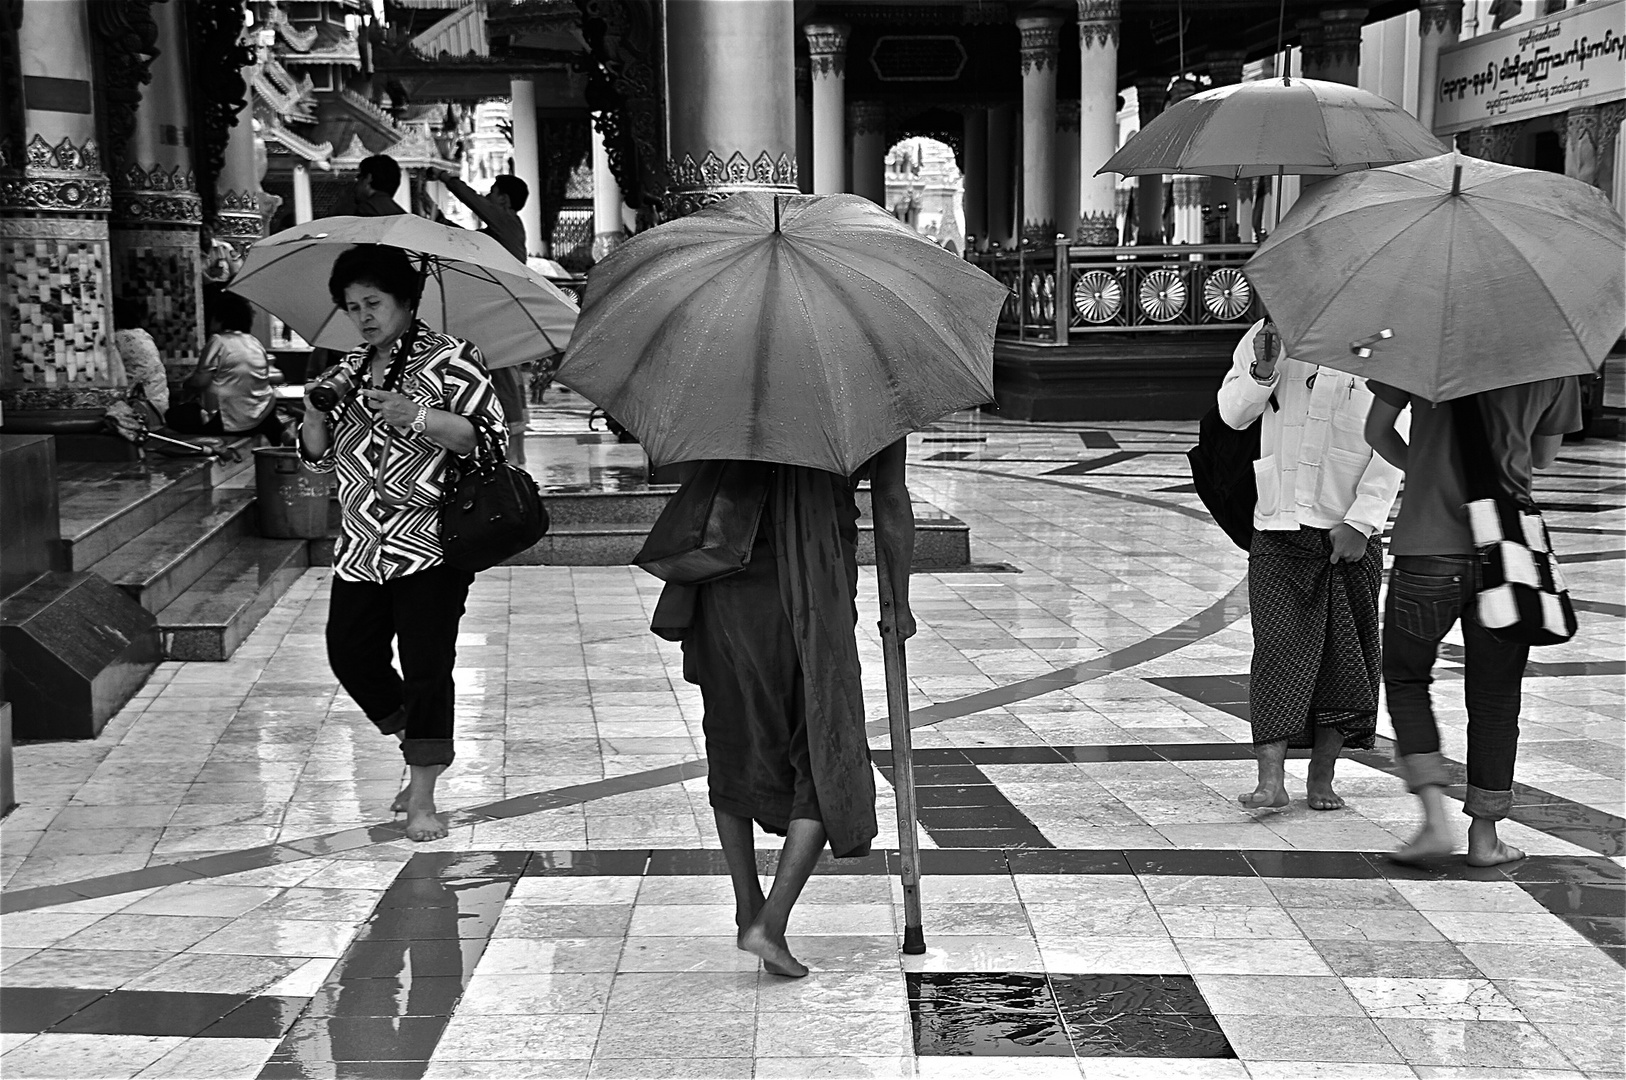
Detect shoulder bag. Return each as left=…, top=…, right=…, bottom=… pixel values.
left=1450, top=395, right=1577, bottom=646
left=1188, top=393, right=1277, bottom=553
left=633, top=459, right=772, bottom=584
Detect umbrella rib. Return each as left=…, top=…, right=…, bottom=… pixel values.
left=1286, top=199, right=1444, bottom=338
left=1456, top=195, right=1591, bottom=364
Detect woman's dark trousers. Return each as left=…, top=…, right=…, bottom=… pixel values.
left=1383, top=554, right=1529, bottom=820
left=326, top=563, right=473, bottom=767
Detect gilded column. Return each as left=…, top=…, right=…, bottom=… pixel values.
left=986, top=103, right=1016, bottom=248
left=1, top=0, right=119, bottom=403
left=804, top=22, right=849, bottom=195
left=105, top=0, right=206, bottom=377
left=1076, top=0, right=1120, bottom=245
left=848, top=100, right=887, bottom=205
left=1416, top=1, right=1462, bottom=133
left=213, top=41, right=264, bottom=262
left=510, top=78, right=542, bottom=253
left=1054, top=99, right=1080, bottom=251
left=962, top=108, right=987, bottom=251
left=1017, top=12, right=1062, bottom=244
left=1134, top=78, right=1165, bottom=244
left=665, top=0, right=797, bottom=217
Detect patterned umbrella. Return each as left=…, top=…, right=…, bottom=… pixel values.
left=555, top=191, right=1006, bottom=475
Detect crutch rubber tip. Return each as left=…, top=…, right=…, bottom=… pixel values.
left=902, top=925, right=926, bottom=955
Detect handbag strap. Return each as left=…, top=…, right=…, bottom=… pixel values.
left=1450, top=395, right=1527, bottom=509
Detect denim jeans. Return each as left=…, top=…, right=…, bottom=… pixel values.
left=1383, top=554, right=1530, bottom=820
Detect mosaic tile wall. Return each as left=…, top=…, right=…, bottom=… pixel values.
left=111, top=230, right=204, bottom=374
left=0, top=228, right=115, bottom=388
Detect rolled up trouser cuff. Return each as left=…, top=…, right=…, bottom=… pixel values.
left=1463, top=784, right=1513, bottom=821
left=370, top=707, right=408, bottom=736
left=1400, top=751, right=1452, bottom=793
left=402, top=738, right=455, bottom=767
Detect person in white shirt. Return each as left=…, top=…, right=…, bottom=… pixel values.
left=1218, top=317, right=1403, bottom=812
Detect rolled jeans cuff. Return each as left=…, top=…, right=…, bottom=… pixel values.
left=370, top=707, right=408, bottom=736
left=1400, top=751, right=1452, bottom=793
left=402, top=738, right=455, bottom=767
left=1463, top=784, right=1513, bottom=821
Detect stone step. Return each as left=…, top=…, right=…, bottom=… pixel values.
left=57, top=458, right=215, bottom=571
left=156, top=538, right=309, bottom=662
left=85, top=488, right=256, bottom=614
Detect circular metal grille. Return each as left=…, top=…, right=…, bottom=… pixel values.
left=1202, top=267, right=1252, bottom=321
left=1139, top=269, right=1187, bottom=322
left=1072, top=270, right=1123, bottom=324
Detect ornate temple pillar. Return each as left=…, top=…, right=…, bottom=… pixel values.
left=962, top=108, right=987, bottom=251
left=1134, top=78, right=1165, bottom=244
left=665, top=0, right=798, bottom=216
left=848, top=100, right=886, bottom=205
left=291, top=163, right=313, bottom=224
left=591, top=118, right=624, bottom=259
left=213, top=47, right=265, bottom=262
left=986, top=103, right=1016, bottom=248
left=804, top=23, right=848, bottom=195
left=1317, top=8, right=1367, bottom=86
left=1416, top=1, right=1463, bottom=133
left=1076, top=0, right=1120, bottom=245
left=1, top=0, right=118, bottom=398
left=1203, top=51, right=1245, bottom=243
left=509, top=78, right=543, bottom=253
left=1297, top=19, right=1328, bottom=80
left=105, top=0, right=204, bottom=376
left=1055, top=100, right=1080, bottom=250
left=1017, top=12, right=1062, bottom=244
left=1558, top=105, right=1623, bottom=193
left=794, top=53, right=813, bottom=194
left=1460, top=121, right=1522, bottom=164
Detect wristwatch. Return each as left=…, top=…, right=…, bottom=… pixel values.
left=410, top=404, right=428, bottom=434
left=1249, top=360, right=1278, bottom=385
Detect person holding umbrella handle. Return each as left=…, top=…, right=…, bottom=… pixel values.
left=298, top=244, right=508, bottom=842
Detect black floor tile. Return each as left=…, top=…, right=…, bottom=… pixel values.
left=959, top=746, right=1070, bottom=765
left=0, top=987, right=109, bottom=1033
left=335, top=938, right=486, bottom=980
left=1051, top=974, right=1235, bottom=1058
left=1124, top=850, right=1255, bottom=877
left=884, top=764, right=992, bottom=787
left=1560, top=914, right=1626, bottom=950
left=50, top=989, right=248, bottom=1037
left=1006, top=849, right=1134, bottom=875
left=646, top=849, right=745, bottom=875
left=1518, top=880, right=1626, bottom=918
left=397, top=851, right=530, bottom=880
left=907, top=972, right=1072, bottom=1056
left=275, top=1015, right=448, bottom=1062
left=1246, top=850, right=1381, bottom=878
left=916, top=785, right=1006, bottom=809
left=759, top=849, right=890, bottom=876
left=523, top=849, right=650, bottom=876
left=1503, top=855, right=1625, bottom=886
left=258, top=1060, right=428, bottom=1079
left=914, top=849, right=1011, bottom=875
left=199, top=995, right=309, bottom=1039
left=921, top=806, right=1043, bottom=830
left=1055, top=744, right=1162, bottom=763
left=932, top=828, right=1051, bottom=849
left=304, top=978, right=466, bottom=1018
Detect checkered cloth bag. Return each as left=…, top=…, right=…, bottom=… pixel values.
left=1452, top=397, right=1578, bottom=646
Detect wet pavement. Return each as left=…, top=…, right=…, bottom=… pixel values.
left=2, top=393, right=1622, bottom=1079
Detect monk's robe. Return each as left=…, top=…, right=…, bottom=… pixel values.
left=662, top=464, right=878, bottom=859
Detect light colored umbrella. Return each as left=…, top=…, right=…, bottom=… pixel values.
left=1098, top=77, right=1447, bottom=180
left=1245, top=152, right=1626, bottom=402
left=554, top=191, right=1005, bottom=476
left=229, top=216, right=579, bottom=369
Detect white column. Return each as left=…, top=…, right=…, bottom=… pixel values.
left=963, top=109, right=988, bottom=250
left=1076, top=0, right=1120, bottom=244
left=509, top=77, right=542, bottom=255
left=1055, top=100, right=1080, bottom=250
left=1416, top=1, right=1462, bottom=133
left=1134, top=78, right=1165, bottom=244
left=849, top=100, right=887, bottom=204
left=805, top=23, right=849, bottom=195
left=292, top=163, right=313, bottom=224
left=591, top=118, right=624, bottom=259
left=1017, top=13, right=1063, bottom=244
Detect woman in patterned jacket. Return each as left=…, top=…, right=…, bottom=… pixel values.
left=299, top=244, right=506, bottom=841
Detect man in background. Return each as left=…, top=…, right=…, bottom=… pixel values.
left=341, top=155, right=408, bottom=218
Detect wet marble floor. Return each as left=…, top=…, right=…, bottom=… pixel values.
left=2, top=400, right=1622, bottom=1079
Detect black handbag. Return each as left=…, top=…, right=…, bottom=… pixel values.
left=633, top=459, right=772, bottom=584
left=438, top=450, right=549, bottom=573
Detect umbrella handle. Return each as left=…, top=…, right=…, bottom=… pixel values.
left=875, top=544, right=926, bottom=955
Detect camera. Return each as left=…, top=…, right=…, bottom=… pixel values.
left=307, top=365, right=356, bottom=413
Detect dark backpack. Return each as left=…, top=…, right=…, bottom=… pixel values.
left=1187, top=398, right=1274, bottom=552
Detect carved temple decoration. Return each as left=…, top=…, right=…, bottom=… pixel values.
left=1296, top=18, right=1327, bottom=74
left=184, top=0, right=254, bottom=231
left=576, top=0, right=667, bottom=220
left=88, top=0, right=162, bottom=176
left=111, top=161, right=202, bottom=225
left=1018, top=17, right=1061, bottom=75
left=664, top=150, right=798, bottom=217
left=1076, top=0, right=1121, bottom=51
left=0, top=134, right=111, bottom=214
left=1078, top=209, right=1117, bottom=246
left=539, top=117, right=592, bottom=252
left=1319, top=9, right=1368, bottom=74
left=805, top=23, right=850, bottom=79
left=1418, top=0, right=1464, bottom=37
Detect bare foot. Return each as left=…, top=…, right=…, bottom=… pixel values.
left=390, top=786, right=411, bottom=815
left=740, top=921, right=807, bottom=978
left=1467, top=821, right=1526, bottom=867
left=735, top=895, right=766, bottom=951
left=1389, top=821, right=1457, bottom=864
left=1239, top=783, right=1289, bottom=810
left=1305, top=775, right=1345, bottom=811
left=404, top=795, right=447, bottom=842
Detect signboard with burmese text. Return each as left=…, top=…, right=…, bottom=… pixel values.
left=1433, top=0, right=1625, bottom=136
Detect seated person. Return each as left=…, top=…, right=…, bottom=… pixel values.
left=168, top=288, right=285, bottom=443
